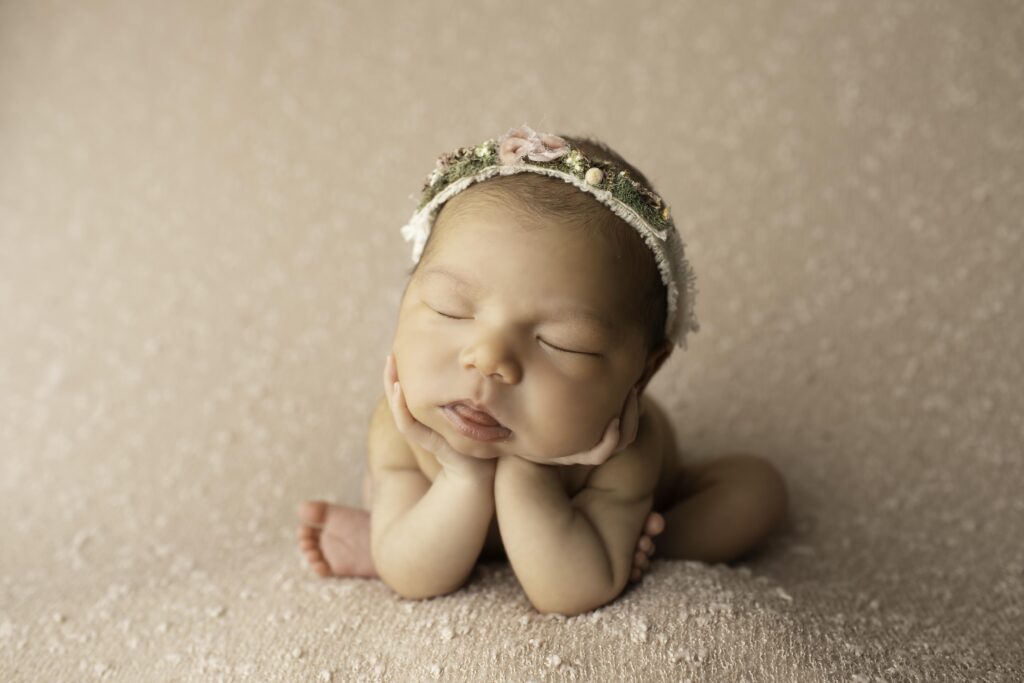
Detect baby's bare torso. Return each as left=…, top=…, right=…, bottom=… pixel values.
left=397, top=394, right=684, bottom=560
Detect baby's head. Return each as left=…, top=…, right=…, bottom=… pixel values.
left=391, top=130, right=692, bottom=461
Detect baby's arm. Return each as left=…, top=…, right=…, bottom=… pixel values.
left=368, top=382, right=496, bottom=600
left=494, top=411, right=661, bottom=616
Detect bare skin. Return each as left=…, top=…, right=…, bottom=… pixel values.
left=298, top=352, right=665, bottom=584
left=297, top=440, right=789, bottom=582
left=297, top=492, right=666, bottom=583
left=296, top=192, right=789, bottom=601
left=296, top=375, right=788, bottom=584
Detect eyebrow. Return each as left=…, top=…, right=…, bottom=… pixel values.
left=418, top=266, right=618, bottom=335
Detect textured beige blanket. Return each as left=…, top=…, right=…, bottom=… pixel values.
left=1, top=1, right=1021, bottom=681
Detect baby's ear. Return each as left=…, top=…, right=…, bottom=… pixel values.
left=635, top=340, right=673, bottom=396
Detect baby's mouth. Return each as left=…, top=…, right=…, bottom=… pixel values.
left=447, top=402, right=504, bottom=428
left=441, top=401, right=512, bottom=442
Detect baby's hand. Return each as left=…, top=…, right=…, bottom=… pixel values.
left=383, top=352, right=498, bottom=482
left=518, top=386, right=641, bottom=468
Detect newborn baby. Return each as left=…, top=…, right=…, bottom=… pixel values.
left=298, top=126, right=788, bottom=615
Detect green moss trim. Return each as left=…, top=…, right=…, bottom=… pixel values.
left=414, top=137, right=673, bottom=231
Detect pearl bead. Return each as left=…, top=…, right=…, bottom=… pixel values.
left=584, top=167, right=604, bottom=185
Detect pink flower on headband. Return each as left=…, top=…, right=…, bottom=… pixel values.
left=497, top=125, right=569, bottom=164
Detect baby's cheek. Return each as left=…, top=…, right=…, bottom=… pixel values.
left=393, top=331, right=447, bottom=411
left=528, top=385, right=616, bottom=457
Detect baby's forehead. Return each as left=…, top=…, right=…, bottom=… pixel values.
left=423, top=208, right=653, bottom=306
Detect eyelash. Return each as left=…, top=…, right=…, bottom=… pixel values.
left=432, top=310, right=597, bottom=357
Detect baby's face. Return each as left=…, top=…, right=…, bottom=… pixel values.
left=392, top=205, right=650, bottom=461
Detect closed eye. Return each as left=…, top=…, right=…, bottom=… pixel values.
left=431, top=307, right=598, bottom=356
left=539, top=337, right=600, bottom=357
left=433, top=309, right=468, bottom=320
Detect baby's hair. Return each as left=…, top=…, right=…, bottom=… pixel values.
left=410, top=133, right=668, bottom=357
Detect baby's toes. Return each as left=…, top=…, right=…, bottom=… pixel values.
left=637, top=534, right=655, bottom=555
left=298, top=536, right=319, bottom=555
left=297, top=524, right=323, bottom=553
left=629, top=544, right=648, bottom=582
left=296, top=525, right=330, bottom=576
left=309, top=558, right=331, bottom=577
left=303, top=546, right=331, bottom=577
left=634, top=549, right=650, bottom=571
left=297, top=500, right=329, bottom=527
left=644, top=511, right=665, bottom=537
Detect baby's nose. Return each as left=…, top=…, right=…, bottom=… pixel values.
left=461, top=337, right=521, bottom=384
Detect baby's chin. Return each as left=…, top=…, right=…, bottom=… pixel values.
left=442, top=427, right=576, bottom=464
left=441, top=429, right=510, bottom=459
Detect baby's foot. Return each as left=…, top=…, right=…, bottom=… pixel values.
left=629, top=511, right=665, bottom=583
left=296, top=500, right=377, bottom=578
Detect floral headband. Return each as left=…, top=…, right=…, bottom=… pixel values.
left=399, top=124, right=700, bottom=350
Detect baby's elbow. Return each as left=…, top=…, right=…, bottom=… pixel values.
left=524, top=560, right=629, bottom=616
left=530, top=595, right=613, bottom=617
left=378, top=569, right=467, bottom=601
left=372, top=548, right=470, bottom=601
left=526, top=583, right=621, bottom=617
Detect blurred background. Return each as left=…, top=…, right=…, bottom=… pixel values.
left=1, top=1, right=1021, bottom=680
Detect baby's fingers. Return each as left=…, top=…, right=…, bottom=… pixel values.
left=578, top=418, right=621, bottom=466
left=382, top=353, right=398, bottom=399
left=389, top=381, right=452, bottom=454
left=618, top=387, right=641, bottom=452
left=388, top=381, right=423, bottom=436
left=546, top=418, right=619, bottom=467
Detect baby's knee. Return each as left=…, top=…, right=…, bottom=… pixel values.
left=720, top=454, right=789, bottom=528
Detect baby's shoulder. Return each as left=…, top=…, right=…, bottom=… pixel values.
left=582, top=394, right=667, bottom=500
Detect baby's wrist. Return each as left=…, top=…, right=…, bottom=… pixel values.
left=496, top=453, right=556, bottom=480
left=438, top=460, right=498, bottom=485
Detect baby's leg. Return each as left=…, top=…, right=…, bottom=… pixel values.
left=655, top=454, right=788, bottom=564
left=296, top=472, right=377, bottom=578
